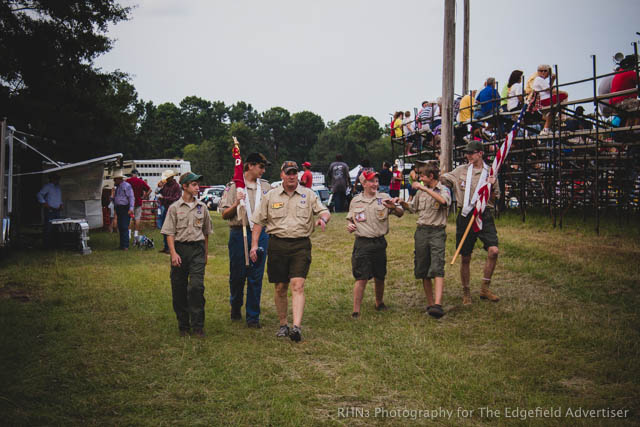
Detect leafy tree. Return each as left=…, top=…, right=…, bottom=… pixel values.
left=259, top=106, right=290, bottom=162
left=286, top=111, right=325, bottom=162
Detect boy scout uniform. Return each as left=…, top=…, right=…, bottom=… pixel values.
left=346, top=192, right=395, bottom=280
left=219, top=179, right=271, bottom=324
left=406, top=183, right=451, bottom=279
left=161, top=198, right=213, bottom=333
left=441, top=162, right=499, bottom=256
left=252, top=184, right=328, bottom=283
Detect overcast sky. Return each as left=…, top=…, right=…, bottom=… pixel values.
left=95, top=0, right=640, bottom=127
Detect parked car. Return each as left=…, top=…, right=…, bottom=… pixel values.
left=199, top=185, right=226, bottom=210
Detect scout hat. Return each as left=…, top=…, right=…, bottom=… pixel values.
left=281, top=161, right=299, bottom=173
left=245, top=152, right=269, bottom=165
left=462, top=140, right=484, bottom=153
left=161, top=169, right=179, bottom=181
left=360, top=169, right=379, bottom=181
left=179, top=172, right=203, bottom=185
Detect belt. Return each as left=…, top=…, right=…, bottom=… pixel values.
left=271, top=235, right=309, bottom=242
left=175, top=240, right=204, bottom=245
left=230, top=225, right=249, bottom=230
left=417, top=224, right=446, bottom=229
left=355, top=235, right=386, bottom=241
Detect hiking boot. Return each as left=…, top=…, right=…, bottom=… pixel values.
left=462, top=287, right=472, bottom=305
left=375, top=302, right=388, bottom=311
left=480, top=285, right=500, bottom=302
left=192, top=328, right=206, bottom=338
left=230, top=307, right=242, bottom=321
left=276, top=325, right=290, bottom=337
left=427, top=304, right=445, bottom=319
left=289, top=325, right=302, bottom=342
left=351, top=312, right=360, bottom=319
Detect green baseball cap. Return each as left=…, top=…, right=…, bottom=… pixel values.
left=462, top=140, right=484, bottom=153
left=179, top=172, right=203, bottom=184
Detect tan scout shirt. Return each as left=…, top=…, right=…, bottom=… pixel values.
left=440, top=163, right=500, bottom=209
left=346, top=192, right=393, bottom=238
left=161, top=199, right=213, bottom=242
left=407, top=183, right=451, bottom=227
left=218, top=179, right=271, bottom=227
left=252, top=184, right=328, bottom=238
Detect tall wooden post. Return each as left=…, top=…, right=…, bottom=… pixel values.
left=0, top=118, right=6, bottom=222
left=462, top=0, right=470, bottom=95
left=441, top=0, right=456, bottom=172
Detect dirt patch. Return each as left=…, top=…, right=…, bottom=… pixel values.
left=0, top=282, right=33, bottom=302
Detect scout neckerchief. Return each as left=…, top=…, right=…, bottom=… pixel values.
left=461, top=162, right=488, bottom=217
left=244, top=178, right=262, bottom=230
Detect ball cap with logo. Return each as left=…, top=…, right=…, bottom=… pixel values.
left=179, top=172, right=203, bottom=185
left=463, top=140, right=484, bottom=153
left=281, top=161, right=299, bottom=173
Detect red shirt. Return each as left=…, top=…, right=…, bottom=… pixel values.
left=390, top=170, right=402, bottom=191
left=126, top=176, right=151, bottom=207
left=300, top=170, right=313, bottom=188
left=610, top=70, right=638, bottom=105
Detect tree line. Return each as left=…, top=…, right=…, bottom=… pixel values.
left=0, top=0, right=392, bottom=184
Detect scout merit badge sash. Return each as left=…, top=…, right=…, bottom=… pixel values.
left=461, top=163, right=488, bottom=217
left=244, top=180, right=262, bottom=230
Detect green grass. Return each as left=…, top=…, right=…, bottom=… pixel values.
left=0, top=212, right=639, bottom=425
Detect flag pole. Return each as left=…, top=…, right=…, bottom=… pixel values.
left=451, top=212, right=475, bottom=264
left=232, top=136, right=250, bottom=266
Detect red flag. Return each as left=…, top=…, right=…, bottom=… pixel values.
left=232, top=140, right=245, bottom=189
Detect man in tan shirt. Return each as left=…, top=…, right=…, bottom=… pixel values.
left=161, top=172, right=213, bottom=337
left=250, top=161, right=330, bottom=342
left=440, top=140, right=500, bottom=305
left=347, top=169, right=403, bottom=318
left=219, top=152, right=272, bottom=328
left=400, top=161, right=451, bottom=318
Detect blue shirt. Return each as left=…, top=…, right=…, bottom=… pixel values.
left=475, top=86, right=500, bottom=117
left=37, top=182, right=63, bottom=209
left=113, top=181, right=135, bottom=210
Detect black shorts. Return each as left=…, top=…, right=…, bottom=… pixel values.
left=352, top=236, right=387, bottom=280
left=456, top=210, right=499, bottom=257
left=267, top=236, right=311, bottom=283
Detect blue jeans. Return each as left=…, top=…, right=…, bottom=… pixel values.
left=43, top=207, right=61, bottom=248
left=157, top=204, right=168, bottom=250
left=115, top=205, right=131, bottom=249
left=379, top=185, right=390, bottom=194
left=333, top=190, right=346, bottom=212
left=228, top=227, right=269, bottom=323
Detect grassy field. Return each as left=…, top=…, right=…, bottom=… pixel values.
left=1, top=211, right=639, bottom=426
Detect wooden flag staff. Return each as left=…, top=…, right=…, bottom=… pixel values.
left=232, top=136, right=250, bottom=266
left=450, top=212, right=475, bottom=265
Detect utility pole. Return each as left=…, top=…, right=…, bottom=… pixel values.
left=0, top=118, right=6, bottom=222
left=441, top=0, right=456, bottom=172
left=462, top=0, right=470, bottom=95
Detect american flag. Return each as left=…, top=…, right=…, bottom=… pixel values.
left=470, top=103, right=528, bottom=232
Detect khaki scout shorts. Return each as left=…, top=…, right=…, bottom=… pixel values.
left=351, top=236, right=387, bottom=280
left=267, top=236, right=311, bottom=283
left=456, top=210, right=499, bottom=257
left=414, top=225, right=446, bottom=279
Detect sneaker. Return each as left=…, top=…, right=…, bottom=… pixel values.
left=427, top=304, right=445, bottom=319
left=276, top=324, right=290, bottom=337
left=247, top=321, right=261, bottom=329
left=289, top=325, right=302, bottom=342
left=351, top=312, right=360, bottom=319
left=375, top=303, right=388, bottom=311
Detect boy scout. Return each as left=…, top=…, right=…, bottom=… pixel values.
left=219, top=153, right=271, bottom=328
left=440, top=140, right=500, bottom=305
left=346, top=169, right=403, bottom=318
left=161, top=172, right=213, bottom=337
left=400, top=161, right=451, bottom=318
left=249, top=161, right=330, bottom=343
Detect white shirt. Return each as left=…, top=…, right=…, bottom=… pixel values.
left=507, top=82, right=523, bottom=111
left=532, top=76, right=551, bottom=101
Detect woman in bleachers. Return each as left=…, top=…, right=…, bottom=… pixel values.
left=531, top=64, right=568, bottom=135
left=507, top=70, right=524, bottom=112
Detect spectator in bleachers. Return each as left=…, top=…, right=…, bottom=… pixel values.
left=378, top=162, right=392, bottom=194
left=531, top=64, right=569, bottom=135
left=417, top=101, right=433, bottom=130
left=403, top=111, right=416, bottom=154
left=453, top=94, right=463, bottom=122
left=458, top=90, right=477, bottom=122
left=432, top=97, right=442, bottom=129
left=474, top=77, right=500, bottom=119
left=393, top=111, right=404, bottom=140
left=610, top=55, right=639, bottom=127
left=597, top=66, right=619, bottom=118
left=565, top=106, right=592, bottom=132
left=507, top=70, right=524, bottom=112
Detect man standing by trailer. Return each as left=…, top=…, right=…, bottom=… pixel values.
left=161, top=172, right=213, bottom=337
left=346, top=169, right=403, bottom=318
left=250, top=161, right=330, bottom=343
left=37, top=173, right=63, bottom=248
left=440, top=141, right=500, bottom=305
left=126, top=169, right=151, bottom=243
left=219, top=152, right=271, bottom=328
